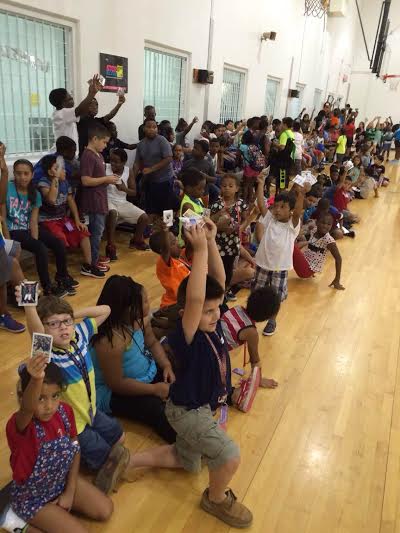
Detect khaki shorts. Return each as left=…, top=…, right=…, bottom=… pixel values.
left=108, top=200, right=145, bottom=225
left=165, top=400, right=239, bottom=473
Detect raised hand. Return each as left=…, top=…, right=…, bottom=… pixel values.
left=26, top=353, right=48, bottom=380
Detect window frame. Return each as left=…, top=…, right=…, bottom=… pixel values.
left=143, top=42, right=189, bottom=128
left=0, top=3, right=77, bottom=160
left=219, top=64, right=247, bottom=123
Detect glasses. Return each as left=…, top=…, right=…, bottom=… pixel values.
left=43, top=318, right=74, bottom=329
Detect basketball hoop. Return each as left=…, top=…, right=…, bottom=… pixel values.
left=304, top=0, right=329, bottom=18
left=382, top=74, right=400, bottom=91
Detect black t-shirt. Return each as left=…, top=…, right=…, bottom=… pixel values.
left=168, top=319, right=232, bottom=411
left=182, top=157, right=216, bottom=177
left=77, top=116, right=107, bottom=157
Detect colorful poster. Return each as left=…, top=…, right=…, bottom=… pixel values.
left=99, top=53, right=128, bottom=93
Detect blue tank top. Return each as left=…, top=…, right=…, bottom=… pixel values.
left=91, top=328, right=157, bottom=413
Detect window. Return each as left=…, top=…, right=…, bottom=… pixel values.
left=144, top=48, right=187, bottom=128
left=313, top=88, right=323, bottom=112
left=287, top=83, right=305, bottom=119
left=220, top=67, right=245, bottom=123
left=264, top=77, right=280, bottom=117
left=0, top=9, right=72, bottom=155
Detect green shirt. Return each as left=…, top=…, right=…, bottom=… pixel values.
left=279, top=129, right=295, bottom=146
left=336, top=135, right=347, bottom=155
left=178, top=193, right=204, bottom=246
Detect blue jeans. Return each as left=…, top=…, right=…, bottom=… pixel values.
left=78, top=410, right=123, bottom=470
left=88, top=213, right=106, bottom=265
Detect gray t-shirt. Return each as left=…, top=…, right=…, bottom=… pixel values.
left=175, top=131, right=186, bottom=147
left=135, top=135, right=173, bottom=183
left=182, top=156, right=216, bottom=177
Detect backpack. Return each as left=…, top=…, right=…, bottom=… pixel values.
left=247, top=144, right=266, bottom=171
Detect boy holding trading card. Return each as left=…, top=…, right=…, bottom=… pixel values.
left=16, top=287, right=130, bottom=494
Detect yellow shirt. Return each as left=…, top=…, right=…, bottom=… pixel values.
left=336, top=135, right=347, bottom=155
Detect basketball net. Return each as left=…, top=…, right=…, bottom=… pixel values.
left=382, top=74, right=400, bottom=92
left=304, top=0, right=329, bottom=18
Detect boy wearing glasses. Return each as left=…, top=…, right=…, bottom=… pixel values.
left=19, top=293, right=130, bottom=494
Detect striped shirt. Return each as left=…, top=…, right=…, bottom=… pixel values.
left=51, top=317, right=97, bottom=434
left=221, top=306, right=255, bottom=351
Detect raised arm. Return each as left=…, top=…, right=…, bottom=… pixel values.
left=15, top=355, right=48, bottom=432
left=291, top=184, right=306, bottom=228
left=182, top=117, right=199, bottom=136
left=0, top=142, right=8, bottom=204
left=181, top=225, right=208, bottom=344
left=74, top=305, right=111, bottom=327
left=204, top=217, right=225, bottom=290
left=15, top=285, right=45, bottom=336
left=101, top=93, right=125, bottom=123
left=75, top=75, right=102, bottom=117
left=256, top=171, right=268, bottom=217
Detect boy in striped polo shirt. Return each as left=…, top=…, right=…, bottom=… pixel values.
left=221, top=287, right=281, bottom=390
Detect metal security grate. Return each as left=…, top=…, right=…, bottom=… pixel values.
left=0, top=9, right=71, bottom=155
left=144, top=48, right=186, bottom=128
left=220, top=67, right=245, bottom=123
left=264, top=77, right=280, bottom=117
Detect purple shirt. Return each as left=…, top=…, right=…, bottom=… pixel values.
left=79, top=148, right=108, bottom=214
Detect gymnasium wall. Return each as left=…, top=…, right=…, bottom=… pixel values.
left=0, top=0, right=359, bottom=150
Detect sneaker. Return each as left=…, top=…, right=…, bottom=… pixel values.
left=98, top=255, right=111, bottom=264
left=96, top=262, right=110, bottom=272
left=0, top=314, right=26, bottom=333
left=262, top=319, right=276, bottom=336
left=61, top=274, right=80, bottom=288
left=200, top=488, right=253, bottom=528
left=80, top=264, right=105, bottom=279
left=0, top=505, right=27, bottom=532
left=94, top=443, right=130, bottom=495
left=43, top=284, right=68, bottom=299
left=60, top=282, right=76, bottom=296
left=105, top=244, right=118, bottom=262
left=129, top=239, right=150, bottom=251
left=236, top=366, right=261, bottom=413
left=344, top=230, right=355, bottom=238
left=225, top=290, right=237, bottom=302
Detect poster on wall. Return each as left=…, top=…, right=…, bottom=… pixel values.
left=99, top=53, right=128, bottom=93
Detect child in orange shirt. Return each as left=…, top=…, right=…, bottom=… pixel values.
left=149, top=223, right=190, bottom=308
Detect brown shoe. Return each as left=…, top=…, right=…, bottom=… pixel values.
left=200, top=488, right=253, bottom=528
left=94, top=443, right=130, bottom=495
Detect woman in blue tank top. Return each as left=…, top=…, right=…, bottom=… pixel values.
left=90, top=275, right=176, bottom=443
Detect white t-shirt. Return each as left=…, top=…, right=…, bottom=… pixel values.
left=293, top=132, right=303, bottom=160
left=106, top=164, right=129, bottom=204
left=52, top=107, right=79, bottom=148
left=255, top=210, right=300, bottom=271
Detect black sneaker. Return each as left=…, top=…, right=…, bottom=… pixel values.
left=56, top=274, right=80, bottom=289
left=262, top=319, right=276, bottom=336
left=80, top=264, right=105, bottom=279
left=43, top=284, right=68, bottom=299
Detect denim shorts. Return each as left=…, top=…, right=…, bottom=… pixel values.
left=78, top=409, right=123, bottom=471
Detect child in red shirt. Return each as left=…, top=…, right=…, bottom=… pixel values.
left=333, top=175, right=360, bottom=225
left=7, top=357, right=112, bottom=530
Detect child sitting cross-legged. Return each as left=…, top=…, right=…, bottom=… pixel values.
left=105, top=148, right=150, bottom=259
left=293, top=212, right=345, bottom=290
left=18, top=292, right=131, bottom=495
left=149, top=222, right=190, bottom=308
left=165, top=218, right=253, bottom=528
left=37, top=154, right=92, bottom=292
left=6, top=358, right=113, bottom=532
left=220, top=286, right=280, bottom=391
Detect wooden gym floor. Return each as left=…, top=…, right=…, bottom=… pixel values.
left=1, top=162, right=400, bottom=533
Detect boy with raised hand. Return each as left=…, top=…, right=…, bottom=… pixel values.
left=49, top=75, right=102, bottom=151
left=17, top=291, right=130, bottom=495
left=165, top=218, right=253, bottom=529
left=254, top=171, right=306, bottom=336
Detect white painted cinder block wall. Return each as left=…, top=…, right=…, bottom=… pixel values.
left=1, top=0, right=360, bottom=147
left=348, top=0, right=400, bottom=122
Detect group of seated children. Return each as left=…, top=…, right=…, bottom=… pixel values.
left=0, top=86, right=394, bottom=532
